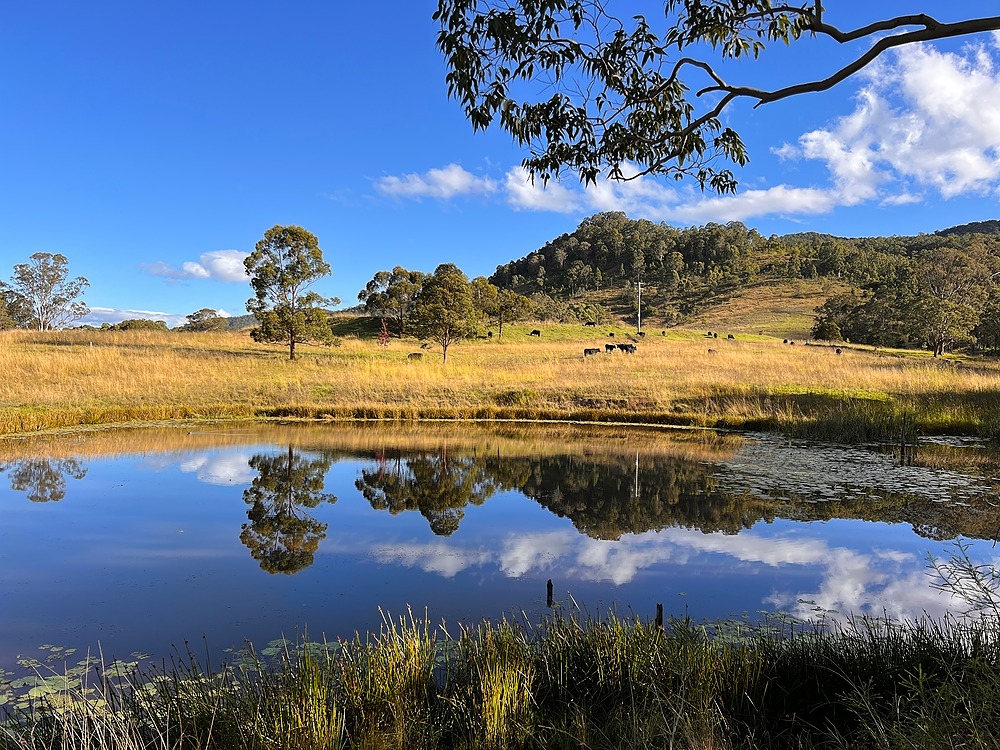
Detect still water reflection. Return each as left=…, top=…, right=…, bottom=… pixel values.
left=1, top=423, right=998, bottom=668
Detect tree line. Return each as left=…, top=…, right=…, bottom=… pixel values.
left=6, top=218, right=1000, bottom=358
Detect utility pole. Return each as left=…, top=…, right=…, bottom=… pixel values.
left=636, top=280, right=643, bottom=334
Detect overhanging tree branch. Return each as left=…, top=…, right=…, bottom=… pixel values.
left=436, top=1, right=1000, bottom=191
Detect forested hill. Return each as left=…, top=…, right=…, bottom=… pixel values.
left=489, top=212, right=1000, bottom=353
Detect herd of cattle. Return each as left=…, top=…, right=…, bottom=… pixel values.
left=407, top=325, right=848, bottom=360
left=584, top=342, right=637, bottom=357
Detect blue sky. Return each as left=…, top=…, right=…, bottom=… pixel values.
left=3, top=2, right=1000, bottom=326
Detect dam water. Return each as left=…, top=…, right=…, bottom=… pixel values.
left=2, top=422, right=997, bottom=670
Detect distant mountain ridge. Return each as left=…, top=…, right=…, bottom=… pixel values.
left=936, top=219, right=1000, bottom=236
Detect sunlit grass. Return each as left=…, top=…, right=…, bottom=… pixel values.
left=5, top=609, right=1000, bottom=749
left=2, top=326, right=999, bottom=439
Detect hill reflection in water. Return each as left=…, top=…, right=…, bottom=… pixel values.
left=1, top=422, right=998, bottom=668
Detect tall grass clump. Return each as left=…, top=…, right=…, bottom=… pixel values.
left=335, top=609, right=440, bottom=748
left=447, top=620, right=537, bottom=749
left=235, top=643, right=344, bottom=750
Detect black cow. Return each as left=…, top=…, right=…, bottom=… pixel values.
left=584, top=321, right=597, bottom=327
left=583, top=348, right=601, bottom=357
left=529, top=329, right=541, bottom=337
left=605, top=343, right=617, bottom=352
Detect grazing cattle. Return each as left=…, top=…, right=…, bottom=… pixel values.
left=783, top=339, right=788, bottom=344
left=617, top=343, right=637, bottom=354
left=488, top=331, right=493, bottom=338
left=707, top=331, right=713, bottom=337
left=661, top=330, right=666, bottom=336
left=407, top=352, right=423, bottom=360
left=584, top=321, right=597, bottom=327
left=529, top=329, right=541, bottom=337
left=639, top=331, right=646, bottom=337
left=605, top=343, right=617, bottom=352
left=713, top=333, right=718, bottom=339
left=707, top=348, right=717, bottom=355
left=789, top=340, right=795, bottom=345
left=727, top=334, right=735, bottom=340
left=583, top=347, right=600, bottom=357
left=835, top=348, right=843, bottom=355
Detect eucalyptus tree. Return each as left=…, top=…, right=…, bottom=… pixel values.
left=472, top=276, right=532, bottom=338
left=435, top=2, right=1000, bottom=190
left=183, top=308, right=227, bottom=332
left=410, top=263, right=480, bottom=363
left=2, top=253, right=89, bottom=330
left=911, top=243, right=998, bottom=356
left=357, top=266, right=426, bottom=337
left=244, top=225, right=340, bottom=360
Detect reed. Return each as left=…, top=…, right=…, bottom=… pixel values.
left=6, top=608, right=1000, bottom=750
left=2, top=327, right=1000, bottom=440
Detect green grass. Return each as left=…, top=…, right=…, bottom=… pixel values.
left=5, top=606, right=1000, bottom=749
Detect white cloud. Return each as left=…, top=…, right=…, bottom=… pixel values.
left=178, top=454, right=257, bottom=485
left=78, top=307, right=188, bottom=328
left=144, top=250, right=249, bottom=283
left=504, top=167, right=582, bottom=212
left=371, top=542, right=493, bottom=578
left=374, top=40, right=1000, bottom=225
left=376, top=163, right=498, bottom=199
left=780, top=38, right=1000, bottom=203
left=505, top=164, right=838, bottom=224
left=350, top=525, right=971, bottom=622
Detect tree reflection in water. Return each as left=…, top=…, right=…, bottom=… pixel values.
left=355, top=446, right=1000, bottom=544
left=355, top=449, right=501, bottom=535
left=240, top=446, right=337, bottom=574
left=0, top=458, right=88, bottom=503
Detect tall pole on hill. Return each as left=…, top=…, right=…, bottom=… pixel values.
left=636, top=280, right=643, bottom=334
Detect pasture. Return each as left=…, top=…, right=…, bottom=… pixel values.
left=0, top=324, right=998, bottom=440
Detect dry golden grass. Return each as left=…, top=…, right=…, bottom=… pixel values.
left=682, top=277, right=850, bottom=339
left=1, top=325, right=998, bottom=438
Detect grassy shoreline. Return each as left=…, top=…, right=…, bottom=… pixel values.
left=4, top=609, right=1000, bottom=750
left=2, top=326, right=998, bottom=441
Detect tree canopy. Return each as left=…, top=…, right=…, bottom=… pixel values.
left=435, top=1, right=1000, bottom=190
left=182, top=308, right=227, bottom=332
left=410, top=263, right=481, bottom=362
left=244, top=225, right=340, bottom=360
left=357, top=266, right=426, bottom=337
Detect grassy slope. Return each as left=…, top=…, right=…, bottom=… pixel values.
left=677, top=278, right=847, bottom=340
left=557, top=277, right=846, bottom=340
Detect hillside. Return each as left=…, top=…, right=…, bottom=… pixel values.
left=488, top=212, right=1000, bottom=350
left=674, top=278, right=849, bottom=340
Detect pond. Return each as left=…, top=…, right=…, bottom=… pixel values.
left=1, top=422, right=998, bottom=671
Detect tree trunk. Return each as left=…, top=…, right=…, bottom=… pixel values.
left=289, top=336, right=296, bottom=360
